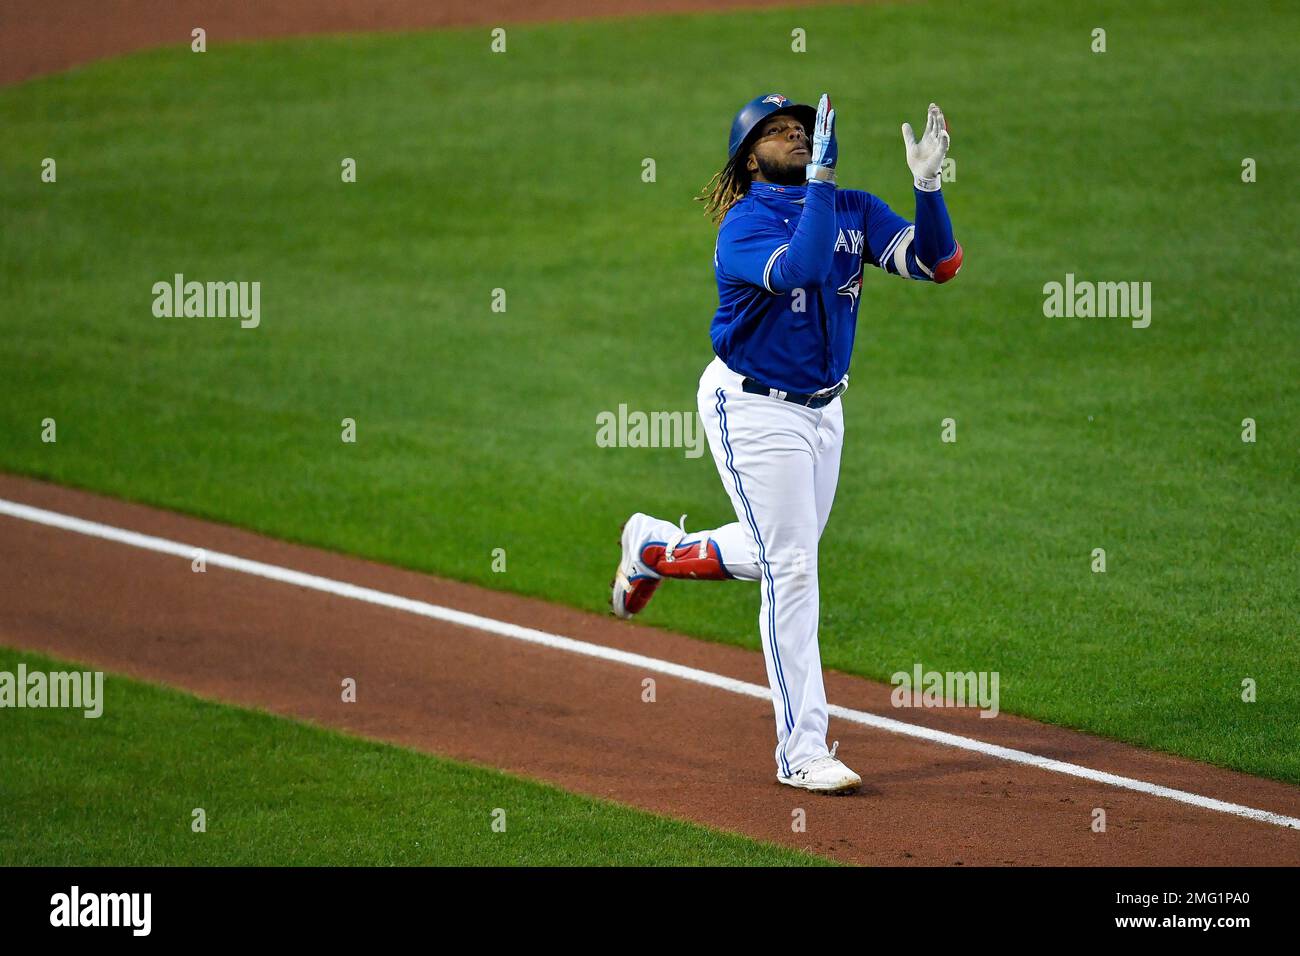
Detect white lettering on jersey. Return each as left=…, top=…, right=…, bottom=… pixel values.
left=834, top=229, right=865, bottom=254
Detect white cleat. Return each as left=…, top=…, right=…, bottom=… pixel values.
left=777, top=741, right=861, bottom=795
left=610, top=512, right=671, bottom=619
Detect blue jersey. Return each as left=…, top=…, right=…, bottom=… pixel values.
left=710, top=180, right=961, bottom=393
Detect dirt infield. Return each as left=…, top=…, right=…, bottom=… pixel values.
left=0, top=0, right=857, bottom=85
left=2, top=473, right=1299, bottom=865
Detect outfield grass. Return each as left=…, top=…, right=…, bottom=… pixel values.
left=0, top=648, right=828, bottom=865
left=0, top=0, right=1296, bottom=785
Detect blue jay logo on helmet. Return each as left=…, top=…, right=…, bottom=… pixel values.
left=728, top=92, right=817, bottom=161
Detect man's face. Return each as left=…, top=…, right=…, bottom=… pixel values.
left=746, top=112, right=811, bottom=185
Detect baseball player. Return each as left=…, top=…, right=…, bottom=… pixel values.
left=611, top=92, right=962, bottom=794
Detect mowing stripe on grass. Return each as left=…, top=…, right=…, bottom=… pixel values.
left=3, top=494, right=1298, bottom=832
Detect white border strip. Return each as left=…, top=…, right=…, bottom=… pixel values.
left=891, top=225, right=916, bottom=278
left=761, top=242, right=790, bottom=293
left=2, top=496, right=1298, bottom=831
left=878, top=225, right=909, bottom=272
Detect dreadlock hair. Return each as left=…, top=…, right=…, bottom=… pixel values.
left=695, top=152, right=752, bottom=226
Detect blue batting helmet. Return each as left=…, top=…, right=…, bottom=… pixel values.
left=727, top=93, right=816, bottom=161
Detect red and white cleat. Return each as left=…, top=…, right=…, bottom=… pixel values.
left=610, top=513, right=670, bottom=619
left=611, top=513, right=733, bottom=619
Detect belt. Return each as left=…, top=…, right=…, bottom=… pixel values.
left=740, top=376, right=847, bottom=409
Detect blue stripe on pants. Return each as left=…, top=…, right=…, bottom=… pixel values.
left=714, top=387, right=793, bottom=777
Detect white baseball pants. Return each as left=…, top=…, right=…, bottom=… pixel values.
left=689, top=355, right=844, bottom=776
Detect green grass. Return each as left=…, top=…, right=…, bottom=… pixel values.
left=0, top=0, right=1296, bottom=787
left=0, top=648, right=828, bottom=865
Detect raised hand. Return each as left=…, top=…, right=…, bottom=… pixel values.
left=806, top=93, right=838, bottom=183
left=901, top=102, right=950, bottom=191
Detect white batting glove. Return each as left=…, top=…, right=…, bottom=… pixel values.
left=806, top=93, right=838, bottom=184
left=901, top=103, right=950, bottom=192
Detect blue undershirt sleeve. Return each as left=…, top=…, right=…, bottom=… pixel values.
left=715, top=181, right=837, bottom=293
left=862, top=188, right=963, bottom=283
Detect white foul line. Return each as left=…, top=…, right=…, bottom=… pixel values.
left=2, top=496, right=1298, bottom=832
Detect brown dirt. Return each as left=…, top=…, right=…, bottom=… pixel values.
left=2, top=473, right=1298, bottom=866
left=0, top=0, right=857, bottom=86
